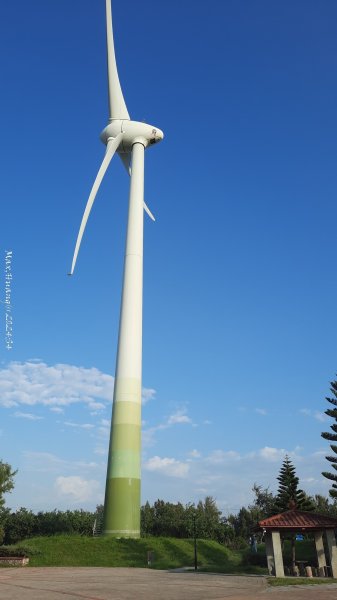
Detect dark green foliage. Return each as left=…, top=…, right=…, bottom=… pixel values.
left=273, top=456, right=315, bottom=513
left=0, top=461, right=17, bottom=510
left=321, top=379, right=337, bottom=498
left=140, top=497, right=232, bottom=543
left=311, top=494, right=337, bottom=517
left=244, top=544, right=267, bottom=567
left=0, top=545, right=41, bottom=557
left=227, top=507, right=256, bottom=541
left=251, top=484, right=275, bottom=517
left=3, top=508, right=96, bottom=544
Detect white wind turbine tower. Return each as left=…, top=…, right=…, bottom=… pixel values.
left=69, top=0, right=163, bottom=538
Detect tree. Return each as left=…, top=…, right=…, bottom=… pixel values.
left=0, top=461, right=17, bottom=510
left=321, top=378, right=337, bottom=499
left=251, top=484, right=275, bottom=519
left=195, top=496, right=222, bottom=540
left=273, top=456, right=314, bottom=574
left=311, top=494, right=337, bottom=517
left=273, top=455, right=314, bottom=513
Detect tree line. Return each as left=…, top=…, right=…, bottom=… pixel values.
left=1, top=457, right=336, bottom=545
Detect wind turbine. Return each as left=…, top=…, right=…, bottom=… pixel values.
left=69, top=0, right=163, bottom=538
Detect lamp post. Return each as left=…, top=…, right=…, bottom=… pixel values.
left=192, top=512, right=198, bottom=571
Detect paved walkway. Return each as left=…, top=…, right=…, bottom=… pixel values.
left=0, top=568, right=337, bottom=600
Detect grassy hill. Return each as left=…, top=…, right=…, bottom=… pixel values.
left=6, top=536, right=267, bottom=572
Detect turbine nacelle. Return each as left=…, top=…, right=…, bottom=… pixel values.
left=100, top=120, right=164, bottom=152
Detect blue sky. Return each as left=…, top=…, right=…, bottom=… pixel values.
left=1, top=0, right=337, bottom=515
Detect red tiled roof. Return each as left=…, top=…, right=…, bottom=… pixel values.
left=258, top=510, right=337, bottom=531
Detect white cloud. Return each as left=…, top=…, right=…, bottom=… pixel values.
left=142, top=408, right=194, bottom=447
left=94, top=446, right=107, bottom=456
left=13, top=411, right=43, bottom=421
left=188, top=449, right=201, bottom=458
left=143, top=456, right=190, bottom=478
left=88, top=402, right=105, bottom=411
left=299, top=408, right=327, bottom=423
left=255, top=408, right=267, bottom=416
left=97, top=419, right=110, bottom=437
left=258, top=446, right=288, bottom=462
left=167, top=410, right=192, bottom=425
left=64, top=421, right=95, bottom=430
left=50, top=407, right=64, bottom=414
left=23, top=451, right=101, bottom=473
left=207, top=450, right=241, bottom=464
left=314, top=411, right=328, bottom=423
left=142, top=388, right=156, bottom=404
left=0, top=361, right=155, bottom=410
left=55, top=476, right=100, bottom=503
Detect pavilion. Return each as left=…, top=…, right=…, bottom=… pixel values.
left=258, top=509, right=337, bottom=578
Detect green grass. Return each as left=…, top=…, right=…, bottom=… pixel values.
left=2, top=535, right=266, bottom=573
left=268, top=577, right=337, bottom=587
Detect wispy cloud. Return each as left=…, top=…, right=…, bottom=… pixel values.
left=22, top=451, right=101, bottom=473
left=142, top=388, right=156, bottom=404
left=143, top=409, right=194, bottom=447
left=50, top=407, right=64, bottom=414
left=188, top=449, right=201, bottom=458
left=64, top=421, right=95, bottom=430
left=314, top=411, right=328, bottom=423
left=167, top=410, right=192, bottom=425
left=299, top=408, right=328, bottom=423
left=255, top=408, right=267, bottom=416
left=13, top=411, right=43, bottom=421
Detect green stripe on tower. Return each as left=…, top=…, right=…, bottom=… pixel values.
left=103, top=395, right=141, bottom=536
left=103, top=477, right=140, bottom=537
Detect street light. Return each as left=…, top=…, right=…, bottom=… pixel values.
left=192, top=512, right=198, bottom=571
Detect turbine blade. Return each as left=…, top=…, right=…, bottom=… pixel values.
left=106, top=0, right=130, bottom=120
left=119, top=152, right=156, bottom=221
left=69, top=133, right=123, bottom=275
left=118, top=152, right=131, bottom=175
left=143, top=201, right=156, bottom=222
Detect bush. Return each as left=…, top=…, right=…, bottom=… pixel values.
left=3, top=508, right=97, bottom=544
left=0, top=546, right=27, bottom=557
left=0, top=545, right=41, bottom=557
left=244, top=549, right=267, bottom=567
left=227, top=536, right=249, bottom=550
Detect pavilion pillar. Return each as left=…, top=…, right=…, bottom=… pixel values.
left=265, top=532, right=275, bottom=575
left=272, top=531, right=285, bottom=577
left=314, top=531, right=326, bottom=573
left=265, top=531, right=284, bottom=577
left=326, top=529, right=337, bottom=578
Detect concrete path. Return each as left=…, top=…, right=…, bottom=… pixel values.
left=0, top=568, right=337, bottom=600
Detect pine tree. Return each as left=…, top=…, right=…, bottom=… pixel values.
left=273, top=456, right=314, bottom=513
left=321, top=379, right=337, bottom=499
left=273, top=456, right=314, bottom=574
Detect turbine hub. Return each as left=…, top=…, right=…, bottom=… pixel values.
left=100, top=120, right=164, bottom=152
